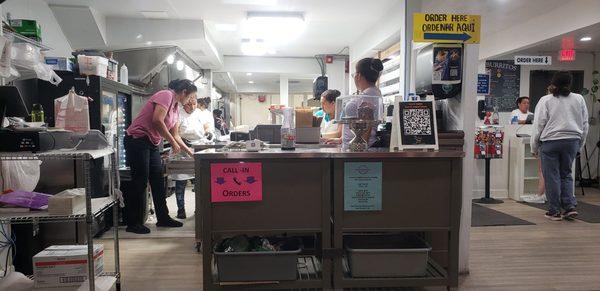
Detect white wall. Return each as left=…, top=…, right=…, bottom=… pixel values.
left=236, top=94, right=280, bottom=128
left=3, top=0, right=72, bottom=58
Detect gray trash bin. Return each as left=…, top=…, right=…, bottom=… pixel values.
left=214, top=237, right=302, bottom=282
left=345, top=234, right=432, bottom=278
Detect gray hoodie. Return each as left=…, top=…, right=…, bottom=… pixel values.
left=530, top=92, right=588, bottom=154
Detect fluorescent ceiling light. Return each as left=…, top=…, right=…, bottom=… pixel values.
left=136, top=34, right=143, bottom=40
left=246, top=72, right=253, bottom=76
left=166, top=54, right=175, bottom=64
left=140, top=11, right=169, bottom=19
left=215, top=23, right=238, bottom=32
left=146, top=41, right=153, bottom=45
left=241, top=38, right=267, bottom=56
left=580, top=36, right=592, bottom=42
left=223, top=0, right=278, bottom=6
left=243, top=11, right=306, bottom=45
left=176, top=60, right=184, bottom=71
left=248, top=81, right=255, bottom=84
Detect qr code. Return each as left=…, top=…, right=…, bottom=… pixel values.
left=403, top=109, right=431, bottom=135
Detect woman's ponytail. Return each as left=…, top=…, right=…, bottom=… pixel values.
left=549, top=71, right=572, bottom=97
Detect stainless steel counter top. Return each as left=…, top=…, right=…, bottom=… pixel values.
left=194, top=147, right=464, bottom=159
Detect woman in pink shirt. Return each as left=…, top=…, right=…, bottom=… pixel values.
left=124, top=79, right=196, bottom=234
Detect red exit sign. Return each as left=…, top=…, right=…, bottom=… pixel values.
left=559, top=49, right=576, bottom=62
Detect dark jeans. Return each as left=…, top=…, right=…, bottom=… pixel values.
left=175, top=180, right=187, bottom=211
left=124, top=135, right=171, bottom=226
left=540, top=139, right=580, bottom=214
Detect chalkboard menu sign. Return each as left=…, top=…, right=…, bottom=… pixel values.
left=486, top=60, right=521, bottom=112
left=398, top=100, right=439, bottom=150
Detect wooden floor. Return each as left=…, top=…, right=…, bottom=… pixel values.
left=100, top=188, right=600, bottom=291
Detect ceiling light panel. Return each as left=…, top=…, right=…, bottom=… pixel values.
left=140, top=11, right=169, bottom=19
left=580, top=36, right=592, bottom=42
left=242, top=11, right=306, bottom=45
left=223, top=0, right=278, bottom=6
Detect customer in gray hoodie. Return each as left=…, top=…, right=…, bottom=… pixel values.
left=531, top=71, right=588, bottom=221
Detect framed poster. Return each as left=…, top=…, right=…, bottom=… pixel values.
left=397, top=100, right=439, bottom=150
left=432, top=44, right=463, bottom=99
left=344, top=162, right=382, bottom=211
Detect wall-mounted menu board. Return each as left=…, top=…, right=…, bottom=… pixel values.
left=485, top=60, right=521, bottom=112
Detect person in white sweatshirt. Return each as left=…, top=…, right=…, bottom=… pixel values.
left=531, top=71, right=588, bottom=221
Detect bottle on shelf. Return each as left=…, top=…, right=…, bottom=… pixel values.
left=491, top=106, right=500, bottom=125
left=120, top=63, right=128, bottom=85
left=31, top=103, right=44, bottom=123
left=280, top=107, right=296, bottom=150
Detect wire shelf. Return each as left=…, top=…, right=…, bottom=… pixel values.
left=0, top=197, right=116, bottom=224
left=0, top=148, right=114, bottom=161
left=3, top=28, right=51, bottom=51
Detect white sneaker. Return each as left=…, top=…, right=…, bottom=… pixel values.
left=522, top=194, right=546, bottom=204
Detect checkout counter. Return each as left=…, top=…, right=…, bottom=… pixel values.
left=194, top=146, right=463, bottom=290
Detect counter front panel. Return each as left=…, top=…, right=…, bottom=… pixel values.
left=203, top=159, right=328, bottom=233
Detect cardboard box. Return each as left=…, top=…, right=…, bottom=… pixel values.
left=48, top=188, right=86, bottom=215
left=295, top=108, right=314, bottom=128
left=10, top=19, right=42, bottom=41
left=33, top=245, right=104, bottom=288
left=45, top=57, right=75, bottom=71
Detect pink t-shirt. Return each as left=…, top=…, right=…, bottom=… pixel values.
left=127, top=90, right=179, bottom=145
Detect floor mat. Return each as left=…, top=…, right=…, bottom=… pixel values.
left=472, top=203, right=535, bottom=227
left=520, top=200, right=600, bottom=223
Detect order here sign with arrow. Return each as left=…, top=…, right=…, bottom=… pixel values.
left=413, top=13, right=481, bottom=44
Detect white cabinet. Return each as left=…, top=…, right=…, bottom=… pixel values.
left=509, top=136, right=541, bottom=201
left=509, top=136, right=575, bottom=201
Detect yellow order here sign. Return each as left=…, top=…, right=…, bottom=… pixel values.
left=413, top=13, right=481, bottom=44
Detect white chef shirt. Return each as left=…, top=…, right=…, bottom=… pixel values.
left=511, top=109, right=532, bottom=122
left=197, top=108, right=215, bottom=137
left=320, top=115, right=339, bottom=136
left=178, top=108, right=205, bottom=141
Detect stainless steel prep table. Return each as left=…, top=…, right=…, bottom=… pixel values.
left=196, top=148, right=463, bottom=290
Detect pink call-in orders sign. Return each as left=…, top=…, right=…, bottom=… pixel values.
left=210, top=162, right=263, bottom=203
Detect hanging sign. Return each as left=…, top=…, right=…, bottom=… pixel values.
left=514, top=55, right=552, bottom=66
left=477, top=74, right=490, bottom=95
left=211, top=162, right=263, bottom=203
left=344, top=162, right=382, bottom=211
left=413, top=13, right=481, bottom=44
left=398, top=100, right=439, bottom=150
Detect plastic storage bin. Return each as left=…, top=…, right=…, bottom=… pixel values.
left=214, top=237, right=302, bottom=282
left=345, top=234, right=432, bottom=278
left=77, top=55, right=108, bottom=77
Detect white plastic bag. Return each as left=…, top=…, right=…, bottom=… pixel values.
left=0, top=271, right=34, bottom=291
left=0, top=37, right=18, bottom=78
left=10, top=42, right=62, bottom=85
left=0, top=160, right=42, bottom=192
left=54, top=90, right=90, bottom=133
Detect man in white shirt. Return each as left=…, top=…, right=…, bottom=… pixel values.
left=171, top=98, right=206, bottom=219
left=511, top=96, right=533, bottom=124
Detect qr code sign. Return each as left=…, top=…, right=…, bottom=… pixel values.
left=403, top=109, right=432, bottom=135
